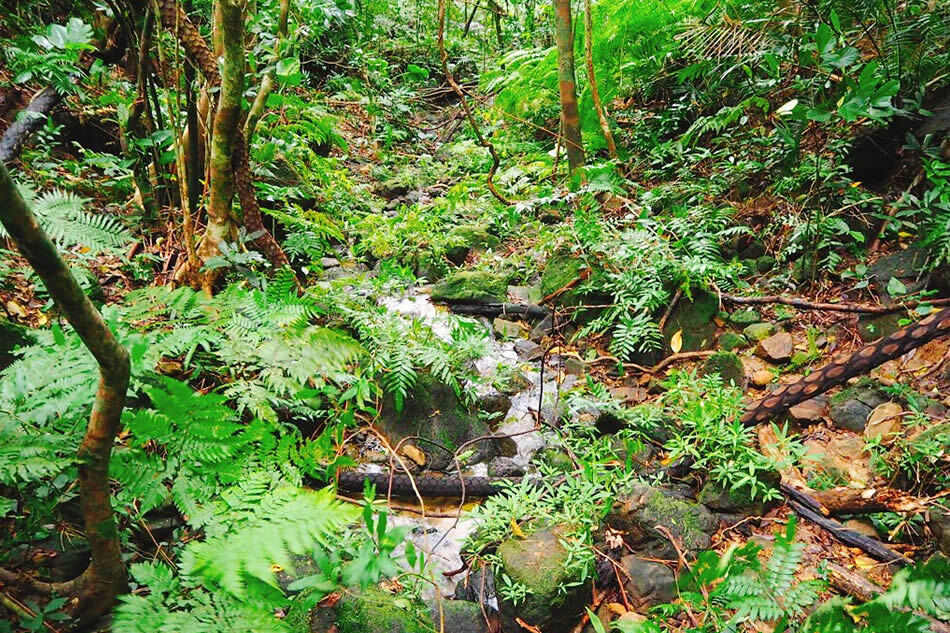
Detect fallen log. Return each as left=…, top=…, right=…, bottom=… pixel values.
left=0, top=87, right=62, bottom=163
left=788, top=499, right=912, bottom=567
left=826, top=562, right=950, bottom=633
left=443, top=302, right=549, bottom=320
left=721, top=293, right=950, bottom=314
left=781, top=482, right=926, bottom=517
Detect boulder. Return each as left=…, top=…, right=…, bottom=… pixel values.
left=488, top=457, right=526, bottom=477
left=539, top=249, right=590, bottom=306
left=607, top=484, right=718, bottom=560
left=619, top=556, right=676, bottom=610
left=718, top=332, right=748, bottom=352
left=530, top=314, right=554, bottom=341
left=743, top=322, right=776, bottom=342
left=288, top=587, right=432, bottom=633
left=829, top=381, right=887, bottom=432
left=755, top=255, right=776, bottom=273
left=497, top=526, right=591, bottom=633
left=787, top=396, right=828, bottom=423
left=493, top=318, right=524, bottom=339
left=431, top=271, right=506, bottom=303
left=755, top=332, right=794, bottom=363
left=432, top=599, right=494, bottom=633
left=445, top=225, right=499, bottom=264
left=514, top=339, right=544, bottom=361
left=378, top=374, right=495, bottom=470
left=728, top=309, right=761, bottom=327
left=700, top=351, right=744, bottom=387
left=662, top=289, right=719, bottom=352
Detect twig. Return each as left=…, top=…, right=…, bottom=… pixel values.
left=657, top=288, right=682, bottom=332
left=868, top=169, right=925, bottom=254
left=540, top=267, right=592, bottom=305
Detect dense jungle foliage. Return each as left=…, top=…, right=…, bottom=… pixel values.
left=1, top=0, right=950, bottom=631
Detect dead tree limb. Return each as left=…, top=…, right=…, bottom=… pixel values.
left=0, top=88, right=62, bottom=164
left=721, top=293, right=950, bottom=314
left=437, top=0, right=511, bottom=205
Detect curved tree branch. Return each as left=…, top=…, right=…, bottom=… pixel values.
left=0, top=162, right=130, bottom=621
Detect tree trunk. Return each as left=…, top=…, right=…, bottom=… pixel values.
left=553, top=0, right=584, bottom=173
left=200, top=0, right=245, bottom=290
left=244, top=0, right=289, bottom=140
left=583, top=0, right=616, bottom=159
left=0, top=162, right=130, bottom=622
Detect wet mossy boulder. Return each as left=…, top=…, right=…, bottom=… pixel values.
left=607, top=484, right=718, bottom=559
left=0, top=317, right=33, bottom=370
left=700, top=351, right=744, bottom=387
left=497, top=526, right=591, bottom=633
left=431, top=271, right=506, bottom=303
left=718, top=332, right=748, bottom=352
left=378, top=374, right=495, bottom=470
left=728, top=309, right=761, bottom=327
left=661, top=289, right=719, bottom=352
left=743, top=322, right=776, bottom=342
left=288, top=587, right=432, bottom=633
left=445, top=225, right=499, bottom=264
left=539, top=249, right=609, bottom=308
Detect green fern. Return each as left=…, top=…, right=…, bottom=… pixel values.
left=2, top=184, right=133, bottom=253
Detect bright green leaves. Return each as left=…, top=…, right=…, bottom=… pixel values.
left=31, top=18, right=94, bottom=51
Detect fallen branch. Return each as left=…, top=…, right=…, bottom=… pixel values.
left=781, top=482, right=926, bottom=517
left=442, top=302, right=549, bottom=319
left=0, top=87, right=62, bottom=163
left=541, top=267, right=591, bottom=305
left=436, top=0, right=510, bottom=205
left=787, top=500, right=912, bottom=567
left=721, top=293, right=950, bottom=314
left=826, top=562, right=950, bottom=633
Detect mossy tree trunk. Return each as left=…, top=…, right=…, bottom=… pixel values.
left=0, top=162, right=130, bottom=622
left=200, top=0, right=245, bottom=290
left=553, top=0, right=584, bottom=173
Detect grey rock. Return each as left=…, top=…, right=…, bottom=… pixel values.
left=620, top=556, right=676, bottom=610
left=488, top=457, right=526, bottom=477
left=530, top=314, right=554, bottom=341
left=431, top=600, right=494, bottom=633
left=564, top=357, right=587, bottom=376
left=478, top=392, right=512, bottom=416
left=829, top=383, right=887, bottom=432
left=514, top=339, right=544, bottom=361
left=493, top=318, right=523, bottom=339
left=320, top=257, right=340, bottom=268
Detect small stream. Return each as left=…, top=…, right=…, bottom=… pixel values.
left=376, top=288, right=572, bottom=598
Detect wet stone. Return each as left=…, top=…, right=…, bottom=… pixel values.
left=743, top=322, right=776, bottom=342
left=755, top=331, right=794, bottom=363
left=718, top=331, right=749, bottom=351
left=493, top=317, right=523, bottom=339
left=728, top=309, right=761, bottom=327
left=620, top=556, right=676, bottom=611
left=514, top=339, right=544, bottom=361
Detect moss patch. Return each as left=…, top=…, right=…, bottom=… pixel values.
left=700, top=351, right=744, bottom=387
left=431, top=271, right=506, bottom=303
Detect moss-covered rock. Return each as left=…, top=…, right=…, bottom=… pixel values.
left=829, top=379, right=887, bottom=432
left=445, top=225, right=499, bottom=264
left=491, top=364, right=533, bottom=395
left=743, top=322, right=776, bottom=342
left=756, top=255, right=776, bottom=273
left=378, top=373, right=495, bottom=470
left=411, top=250, right=446, bottom=282
left=661, top=289, right=719, bottom=352
left=0, top=317, right=33, bottom=370
left=288, top=587, right=433, bottom=633
left=538, top=248, right=609, bottom=308
left=607, top=484, right=718, bottom=559
left=700, top=351, right=744, bottom=387
left=431, top=271, right=506, bottom=303
left=856, top=312, right=903, bottom=342
left=728, top=309, right=761, bottom=327
left=497, top=526, right=591, bottom=633
left=697, top=481, right=773, bottom=517
left=717, top=332, right=748, bottom=352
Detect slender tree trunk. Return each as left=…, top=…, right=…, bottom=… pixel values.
left=0, top=162, right=130, bottom=622
left=583, top=0, right=616, bottom=159
left=553, top=0, right=584, bottom=173
left=245, top=0, right=290, bottom=140
left=200, top=0, right=245, bottom=290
